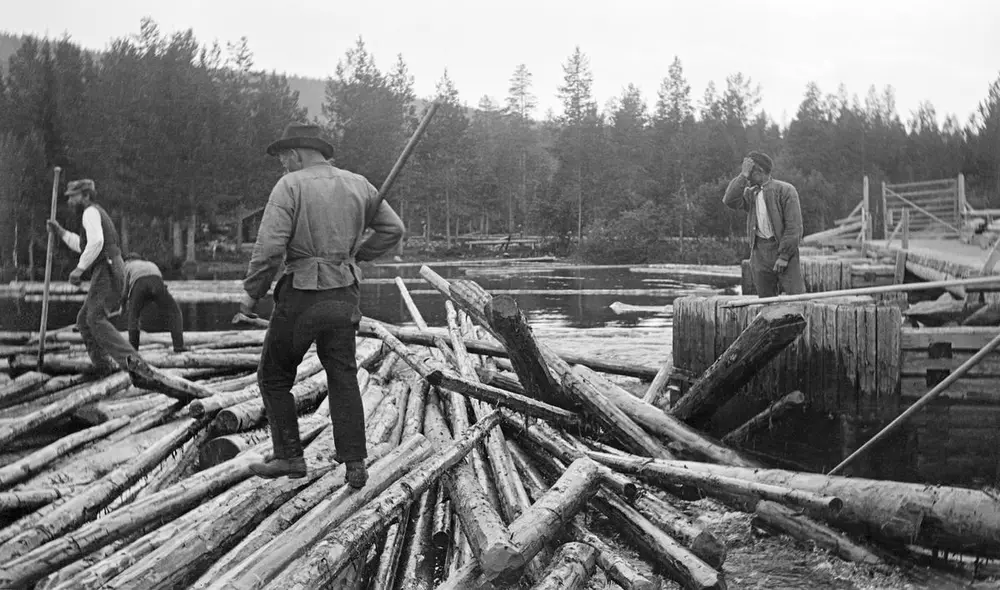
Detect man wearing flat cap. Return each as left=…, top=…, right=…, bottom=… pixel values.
left=723, top=151, right=806, bottom=297
left=240, top=123, right=405, bottom=488
left=47, top=179, right=138, bottom=374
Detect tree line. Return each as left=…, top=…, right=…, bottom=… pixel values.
left=0, top=18, right=998, bottom=271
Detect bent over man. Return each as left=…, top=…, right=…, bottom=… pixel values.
left=122, top=253, right=186, bottom=352
left=723, top=151, right=806, bottom=297
left=240, top=123, right=405, bottom=488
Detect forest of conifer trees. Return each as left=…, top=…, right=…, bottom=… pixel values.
left=0, top=18, right=997, bottom=270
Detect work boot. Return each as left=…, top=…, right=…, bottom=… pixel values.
left=249, top=456, right=308, bottom=479
left=346, top=460, right=368, bottom=489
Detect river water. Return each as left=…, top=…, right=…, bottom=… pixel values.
left=0, top=262, right=741, bottom=334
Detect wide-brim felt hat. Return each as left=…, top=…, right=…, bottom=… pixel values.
left=266, top=123, right=335, bottom=159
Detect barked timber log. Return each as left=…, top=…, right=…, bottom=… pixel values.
left=0, top=263, right=998, bottom=590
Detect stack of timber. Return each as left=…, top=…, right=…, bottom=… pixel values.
left=1, top=271, right=998, bottom=589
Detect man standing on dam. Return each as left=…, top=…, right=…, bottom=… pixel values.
left=239, top=123, right=405, bottom=488
left=723, top=151, right=806, bottom=297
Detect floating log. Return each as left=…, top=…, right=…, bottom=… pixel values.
left=0, top=486, right=81, bottom=512
left=421, top=387, right=518, bottom=569
left=439, top=457, right=603, bottom=588
left=359, top=317, right=660, bottom=380
left=0, top=374, right=89, bottom=415
left=564, top=365, right=674, bottom=459
left=432, top=483, right=452, bottom=548
left=587, top=451, right=841, bottom=514
left=753, top=500, right=881, bottom=564
left=109, top=436, right=432, bottom=590
left=484, top=294, right=567, bottom=407
left=0, top=372, right=51, bottom=407
left=0, top=417, right=131, bottom=489
left=244, top=411, right=502, bottom=590
left=190, top=413, right=403, bottom=588
left=369, top=505, right=409, bottom=590
left=0, top=408, right=334, bottom=588
left=508, top=442, right=654, bottom=590
left=631, top=493, right=726, bottom=569
left=0, top=373, right=131, bottom=447
left=721, top=390, right=806, bottom=445
left=568, top=366, right=757, bottom=467
left=186, top=353, right=325, bottom=417
left=199, top=428, right=271, bottom=468
left=671, top=306, right=806, bottom=426
left=604, top=458, right=1000, bottom=557
left=0, top=416, right=208, bottom=564
left=213, top=371, right=328, bottom=434
left=72, top=394, right=173, bottom=426
left=609, top=301, right=671, bottom=315
left=369, top=320, right=581, bottom=428
left=529, top=542, right=598, bottom=590
left=641, top=360, right=673, bottom=407
left=591, top=492, right=725, bottom=590
left=394, top=482, right=438, bottom=590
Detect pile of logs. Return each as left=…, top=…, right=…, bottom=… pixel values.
left=1, top=267, right=999, bottom=589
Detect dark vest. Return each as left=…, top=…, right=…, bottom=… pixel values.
left=79, top=204, right=122, bottom=267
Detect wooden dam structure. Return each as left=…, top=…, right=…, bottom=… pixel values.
left=672, top=175, right=1000, bottom=487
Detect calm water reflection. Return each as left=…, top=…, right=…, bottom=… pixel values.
left=0, top=264, right=740, bottom=333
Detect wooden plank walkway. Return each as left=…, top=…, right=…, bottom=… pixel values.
left=868, top=238, right=997, bottom=277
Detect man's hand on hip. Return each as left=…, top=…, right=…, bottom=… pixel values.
left=773, top=258, right=788, bottom=273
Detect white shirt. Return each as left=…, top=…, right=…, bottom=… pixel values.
left=754, top=182, right=775, bottom=239
left=60, top=206, right=104, bottom=271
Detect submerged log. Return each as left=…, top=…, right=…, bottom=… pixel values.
left=242, top=411, right=502, bottom=590
left=721, top=390, right=806, bottom=445
left=0, top=417, right=131, bottom=489
left=671, top=306, right=806, bottom=426
left=530, top=542, right=598, bottom=590
left=592, top=492, right=725, bottom=590
left=754, top=500, right=882, bottom=564
left=599, top=457, right=1000, bottom=558
left=0, top=373, right=131, bottom=447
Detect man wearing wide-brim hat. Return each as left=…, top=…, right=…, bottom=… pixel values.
left=240, top=123, right=405, bottom=487
left=723, top=151, right=806, bottom=297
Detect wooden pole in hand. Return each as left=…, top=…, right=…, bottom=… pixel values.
left=38, top=166, right=62, bottom=366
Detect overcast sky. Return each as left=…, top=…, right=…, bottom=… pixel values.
left=6, top=0, right=999, bottom=126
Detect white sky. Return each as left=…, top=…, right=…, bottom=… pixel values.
left=5, top=0, right=999, bottom=126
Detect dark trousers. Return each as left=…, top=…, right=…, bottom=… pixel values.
left=77, top=256, right=137, bottom=370
left=127, top=275, right=185, bottom=351
left=750, top=238, right=806, bottom=298
left=258, top=276, right=366, bottom=462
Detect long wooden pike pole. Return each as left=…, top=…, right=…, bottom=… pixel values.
left=723, top=274, right=1000, bottom=308
left=38, top=166, right=62, bottom=366
left=829, top=328, right=1000, bottom=475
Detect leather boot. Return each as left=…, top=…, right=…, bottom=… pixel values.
left=346, top=460, right=368, bottom=489
left=249, top=456, right=308, bottom=479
